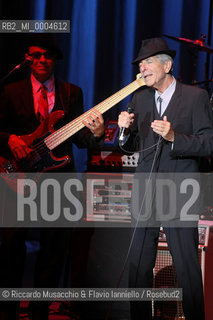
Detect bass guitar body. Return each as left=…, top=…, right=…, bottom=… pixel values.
left=0, top=111, right=70, bottom=174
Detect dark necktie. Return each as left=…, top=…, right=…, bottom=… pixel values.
left=157, top=96, right=163, bottom=117
left=38, top=85, right=49, bottom=121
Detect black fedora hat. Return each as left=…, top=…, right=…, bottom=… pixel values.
left=26, top=34, right=63, bottom=60
left=132, top=37, right=176, bottom=65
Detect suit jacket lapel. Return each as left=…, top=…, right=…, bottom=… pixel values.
left=53, top=79, right=65, bottom=112
left=21, top=78, right=38, bottom=122
left=142, top=88, right=157, bottom=145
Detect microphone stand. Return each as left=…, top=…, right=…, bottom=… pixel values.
left=0, top=57, right=33, bottom=87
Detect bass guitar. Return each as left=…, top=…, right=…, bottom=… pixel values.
left=0, top=74, right=145, bottom=173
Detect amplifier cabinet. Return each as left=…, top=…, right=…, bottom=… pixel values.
left=153, top=222, right=213, bottom=320
left=88, top=151, right=139, bottom=172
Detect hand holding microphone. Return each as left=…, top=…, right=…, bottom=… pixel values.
left=118, top=102, right=135, bottom=142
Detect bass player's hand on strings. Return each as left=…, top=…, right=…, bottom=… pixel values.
left=83, top=109, right=105, bottom=137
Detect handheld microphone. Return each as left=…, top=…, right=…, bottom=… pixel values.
left=119, top=102, right=134, bottom=142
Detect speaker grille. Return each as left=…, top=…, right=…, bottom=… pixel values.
left=153, top=245, right=202, bottom=319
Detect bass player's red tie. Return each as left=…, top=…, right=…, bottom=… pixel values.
left=38, top=84, right=49, bottom=121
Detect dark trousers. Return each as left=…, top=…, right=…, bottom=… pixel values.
left=28, top=228, right=69, bottom=318
left=0, top=228, right=68, bottom=319
left=129, top=227, right=205, bottom=320
left=0, top=228, right=28, bottom=319
left=29, top=228, right=93, bottom=319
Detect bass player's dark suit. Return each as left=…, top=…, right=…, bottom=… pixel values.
left=0, top=78, right=102, bottom=170
left=0, top=78, right=104, bottom=320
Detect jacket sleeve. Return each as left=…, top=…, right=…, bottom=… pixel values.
left=171, top=89, right=213, bottom=157
left=0, top=87, right=15, bottom=158
left=0, top=87, right=12, bottom=145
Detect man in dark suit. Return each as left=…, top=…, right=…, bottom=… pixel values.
left=118, top=38, right=213, bottom=320
left=0, top=34, right=104, bottom=320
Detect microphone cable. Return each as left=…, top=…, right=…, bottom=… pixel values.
left=119, top=139, right=163, bottom=155
left=105, top=135, right=163, bottom=320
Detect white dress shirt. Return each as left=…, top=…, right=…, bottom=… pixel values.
left=155, top=77, right=176, bottom=116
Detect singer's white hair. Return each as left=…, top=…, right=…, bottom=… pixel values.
left=156, top=54, right=173, bottom=73
left=156, top=54, right=173, bottom=64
